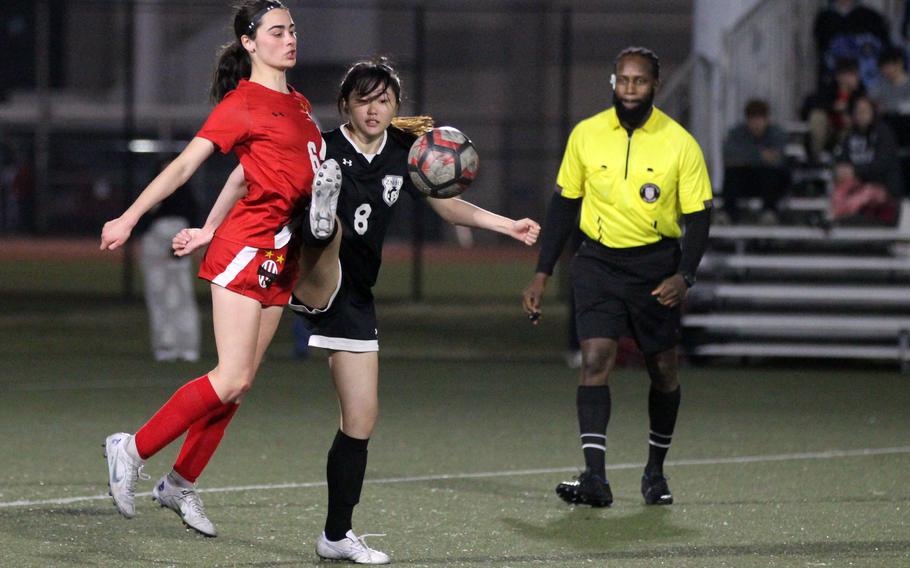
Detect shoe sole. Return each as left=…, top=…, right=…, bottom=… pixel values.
left=151, top=492, right=217, bottom=538
left=310, top=160, right=342, bottom=239
left=555, top=485, right=612, bottom=508
left=316, top=548, right=390, bottom=564
left=102, top=440, right=134, bottom=519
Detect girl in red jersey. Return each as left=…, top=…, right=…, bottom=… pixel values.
left=174, top=59, right=540, bottom=563
left=98, top=1, right=340, bottom=538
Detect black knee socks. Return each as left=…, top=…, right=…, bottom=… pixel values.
left=577, top=385, right=611, bottom=480
left=324, top=430, right=369, bottom=541
left=646, top=385, right=681, bottom=477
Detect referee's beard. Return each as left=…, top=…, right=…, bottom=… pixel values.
left=613, top=89, right=655, bottom=130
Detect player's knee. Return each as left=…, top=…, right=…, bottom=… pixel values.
left=210, top=370, right=255, bottom=402
left=342, top=406, right=378, bottom=438
left=647, top=351, right=679, bottom=392
left=580, top=346, right=616, bottom=385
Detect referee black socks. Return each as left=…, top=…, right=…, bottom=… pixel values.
left=645, top=385, right=681, bottom=477
left=324, top=429, right=369, bottom=542
left=577, top=385, right=611, bottom=480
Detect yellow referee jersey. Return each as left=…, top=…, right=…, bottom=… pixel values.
left=556, top=106, right=713, bottom=249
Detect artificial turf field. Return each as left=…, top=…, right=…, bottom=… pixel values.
left=0, top=245, right=908, bottom=567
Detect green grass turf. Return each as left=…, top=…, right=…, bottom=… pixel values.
left=0, top=257, right=908, bottom=566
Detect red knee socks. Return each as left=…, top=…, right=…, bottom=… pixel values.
left=134, top=375, right=224, bottom=460
left=172, top=402, right=240, bottom=482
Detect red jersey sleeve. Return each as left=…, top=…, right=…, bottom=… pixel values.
left=196, top=90, right=251, bottom=154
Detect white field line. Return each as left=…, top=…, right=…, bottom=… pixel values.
left=2, top=445, right=908, bottom=509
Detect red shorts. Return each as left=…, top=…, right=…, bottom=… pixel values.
left=198, top=229, right=299, bottom=306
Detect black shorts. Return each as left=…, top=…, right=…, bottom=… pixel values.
left=571, top=237, right=681, bottom=354
left=288, top=269, right=378, bottom=352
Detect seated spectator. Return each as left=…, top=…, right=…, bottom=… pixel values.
left=802, top=57, right=867, bottom=164
left=870, top=47, right=910, bottom=115
left=831, top=94, right=902, bottom=225
left=814, top=0, right=891, bottom=90
left=718, top=99, right=790, bottom=225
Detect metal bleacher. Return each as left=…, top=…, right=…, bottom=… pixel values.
left=683, top=201, right=910, bottom=370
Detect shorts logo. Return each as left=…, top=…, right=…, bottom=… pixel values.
left=640, top=183, right=661, bottom=203
left=382, top=175, right=403, bottom=206
left=258, top=259, right=279, bottom=289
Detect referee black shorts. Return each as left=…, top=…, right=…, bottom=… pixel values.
left=288, top=269, right=379, bottom=352
left=571, top=237, right=681, bottom=355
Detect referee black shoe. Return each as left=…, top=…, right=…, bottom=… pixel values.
left=555, top=470, right=613, bottom=507
left=641, top=472, right=673, bottom=505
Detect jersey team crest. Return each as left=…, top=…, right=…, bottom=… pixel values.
left=258, top=259, right=279, bottom=288
left=640, top=183, right=661, bottom=203
left=381, top=175, right=403, bottom=206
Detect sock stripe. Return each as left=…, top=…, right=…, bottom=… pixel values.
left=650, top=429, right=673, bottom=438
left=580, top=433, right=606, bottom=440
left=581, top=443, right=607, bottom=451
left=648, top=440, right=672, bottom=449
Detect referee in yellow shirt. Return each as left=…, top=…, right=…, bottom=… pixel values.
left=523, top=47, right=713, bottom=507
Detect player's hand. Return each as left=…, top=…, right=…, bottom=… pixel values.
left=522, top=272, right=548, bottom=324
left=651, top=273, right=688, bottom=307
left=100, top=216, right=136, bottom=251
left=172, top=227, right=213, bottom=257
left=510, top=218, right=541, bottom=246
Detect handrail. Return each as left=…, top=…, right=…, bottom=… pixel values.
left=656, top=54, right=694, bottom=123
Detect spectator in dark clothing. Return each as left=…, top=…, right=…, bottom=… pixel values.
left=719, top=99, right=790, bottom=225
left=832, top=94, right=902, bottom=225
left=802, top=57, right=867, bottom=163
left=814, top=0, right=892, bottom=90
left=871, top=47, right=910, bottom=115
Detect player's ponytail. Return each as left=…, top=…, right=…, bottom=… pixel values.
left=210, top=0, right=287, bottom=103
left=388, top=116, right=434, bottom=147
left=391, top=116, right=435, bottom=137
left=211, top=42, right=251, bottom=103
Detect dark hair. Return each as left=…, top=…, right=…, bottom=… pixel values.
left=848, top=92, right=876, bottom=117
left=210, top=1, right=287, bottom=103
left=834, top=57, right=859, bottom=74
left=337, top=57, right=402, bottom=114
left=744, top=99, right=770, bottom=118
left=879, top=47, right=907, bottom=68
left=614, top=46, right=660, bottom=80
left=337, top=57, right=434, bottom=140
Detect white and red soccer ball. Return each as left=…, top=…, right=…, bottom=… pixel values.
left=407, top=126, right=479, bottom=198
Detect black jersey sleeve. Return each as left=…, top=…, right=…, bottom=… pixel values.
left=678, top=208, right=710, bottom=279
left=535, top=192, right=582, bottom=275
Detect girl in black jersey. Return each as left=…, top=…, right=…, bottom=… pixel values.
left=175, top=58, right=539, bottom=564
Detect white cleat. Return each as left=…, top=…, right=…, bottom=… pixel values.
left=315, top=530, right=390, bottom=564
left=152, top=474, right=217, bottom=537
left=310, top=158, right=342, bottom=239
left=103, top=433, right=147, bottom=519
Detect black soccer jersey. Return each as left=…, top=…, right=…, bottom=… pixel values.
left=324, top=126, right=424, bottom=296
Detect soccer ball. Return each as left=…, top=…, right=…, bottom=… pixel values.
left=407, top=127, right=479, bottom=198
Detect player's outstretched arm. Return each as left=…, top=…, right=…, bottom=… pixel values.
left=100, top=137, right=215, bottom=251
left=173, top=165, right=248, bottom=257
left=426, top=197, right=540, bottom=245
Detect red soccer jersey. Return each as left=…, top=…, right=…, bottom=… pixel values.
left=196, top=79, right=324, bottom=248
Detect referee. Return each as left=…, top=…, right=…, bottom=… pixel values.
left=522, top=47, right=712, bottom=507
